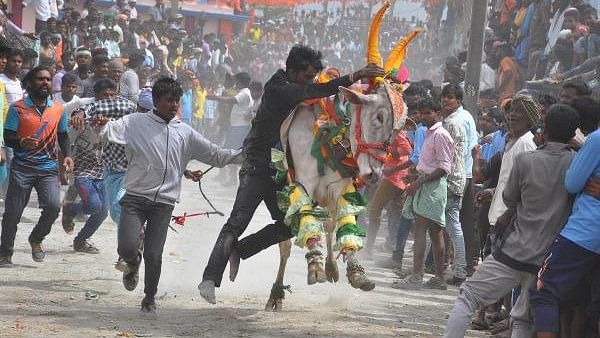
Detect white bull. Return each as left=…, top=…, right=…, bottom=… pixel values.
left=265, top=83, right=406, bottom=311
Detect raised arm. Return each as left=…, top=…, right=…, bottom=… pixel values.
left=278, top=65, right=385, bottom=106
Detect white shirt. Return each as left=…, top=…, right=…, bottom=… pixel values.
left=53, top=93, right=94, bottom=115
left=129, top=7, right=138, bottom=19
left=229, top=88, right=254, bottom=127
left=544, top=8, right=567, bottom=56
left=488, top=131, right=536, bottom=225
left=480, top=63, right=496, bottom=92
left=0, top=74, right=23, bottom=104
left=23, top=0, right=57, bottom=21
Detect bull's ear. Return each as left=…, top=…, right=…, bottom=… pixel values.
left=338, top=86, right=372, bottom=105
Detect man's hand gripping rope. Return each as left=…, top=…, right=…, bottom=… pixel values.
left=169, top=166, right=225, bottom=233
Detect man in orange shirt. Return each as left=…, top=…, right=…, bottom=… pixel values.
left=0, top=66, right=73, bottom=265
left=365, top=132, right=412, bottom=259
left=495, top=43, right=521, bottom=102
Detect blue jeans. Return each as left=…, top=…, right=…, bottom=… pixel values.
left=104, top=170, right=125, bottom=225
left=392, top=216, right=412, bottom=262
left=446, top=192, right=466, bottom=278
left=72, top=177, right=108, bottom=242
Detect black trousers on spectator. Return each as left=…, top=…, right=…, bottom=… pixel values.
left=477, top=201, right=493, bottom=258
left=202, top=166, right=293, bottom=287
left=117, top=194, right=174, bottom=298
left=35, top=19, right=47, bottom=34
left=460, top=178, right=479, bottom=269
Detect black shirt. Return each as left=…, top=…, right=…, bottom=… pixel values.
left=242, top=69, right=353, bottom=169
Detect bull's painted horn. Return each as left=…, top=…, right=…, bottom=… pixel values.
left=366, top=1, right=391, bottom=67
left=383, top=28, right=423, bottom=73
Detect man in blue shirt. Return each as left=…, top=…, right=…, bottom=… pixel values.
left=0, top=66, right=73, bottom=266
left=479, top=111, right=507, bottom=161
left=530, top=100, right=600, bottom=338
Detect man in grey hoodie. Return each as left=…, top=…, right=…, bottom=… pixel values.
left=444, top=104, right=580, bottom=337
left=94, top=77, right=242, bottom=314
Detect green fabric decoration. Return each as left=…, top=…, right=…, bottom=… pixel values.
left=342, top=191, right=367, bottom=207
left=270, top=148, right=288, bottom=184
left=336, top=223, right=367, bottom=239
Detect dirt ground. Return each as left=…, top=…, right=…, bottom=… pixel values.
left=0, top=165, right=493, bottom=338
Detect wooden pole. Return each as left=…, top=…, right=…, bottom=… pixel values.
left=462, top=0, right=488, bottom=118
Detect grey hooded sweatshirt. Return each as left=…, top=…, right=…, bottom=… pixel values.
left=99, top=111, right=242, bottom=205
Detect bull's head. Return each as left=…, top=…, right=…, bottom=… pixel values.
left=339, top=84, right=406, bottom=185
left=334, top=0, right=418, bottom=184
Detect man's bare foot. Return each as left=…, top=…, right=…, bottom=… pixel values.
left=229, top=249, right=240, bottom=282
left=198, top=280, right=216, bottom=304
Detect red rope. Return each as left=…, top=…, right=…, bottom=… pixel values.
left=171, top=212, right=217, bottom=226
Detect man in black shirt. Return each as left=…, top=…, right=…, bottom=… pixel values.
left=199, top=45, right=384, bottom=304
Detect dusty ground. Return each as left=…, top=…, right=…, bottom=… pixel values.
left=0, top=164, right=494, bottom=338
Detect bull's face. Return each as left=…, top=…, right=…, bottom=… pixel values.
left=339, top=85, right=400, bottom=186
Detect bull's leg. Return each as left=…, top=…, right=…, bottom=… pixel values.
left=325, top=220, right=339, bottom=283
left=265, top=240, right=292, bottom=312
left=335, top=183, right=375, bottom=291
left=285, top=184, right=327, bottom=285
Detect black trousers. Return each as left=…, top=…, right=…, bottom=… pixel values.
left=202, top=166, right=292, bottom=287
left=460, top=178, right=479, bottom=269
left=118, top=194, right=174, bottom=298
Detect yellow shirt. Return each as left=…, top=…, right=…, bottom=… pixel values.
left=0, top=82, right=8, bottom=141
left=194, top=86, right=207, bottom=120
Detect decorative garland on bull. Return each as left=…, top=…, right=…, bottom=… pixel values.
left=272, top=0, right=421, bottom=283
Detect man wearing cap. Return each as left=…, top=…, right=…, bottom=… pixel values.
left=486, top=95, right=539, bottom=233
left=128, top=0, right=138, bottom=20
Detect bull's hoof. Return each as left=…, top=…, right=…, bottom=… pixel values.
left=265, top=283, right=291, bottom=312
left=325, top=256, right=339, bottom=283
left=306, top=251, right=326, bottom=285
left=265, top=297, right=283, bottom=312
left=347, top=263, right=375, bottom=291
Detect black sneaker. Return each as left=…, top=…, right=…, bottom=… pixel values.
left=0, top=254, right=12, bottom=267
left=140, top=296, right=157, bottom=315
left=122, top=264, right=139, bottom=291
left=29, top=241, right=46, bottom=262
left=73, top=240, right=100, bottom=254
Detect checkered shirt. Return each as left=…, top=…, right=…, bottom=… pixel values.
left=80, top=98, right=137, bottom=172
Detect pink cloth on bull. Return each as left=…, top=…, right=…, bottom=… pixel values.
left=416, top=122, right=454, bottom=176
